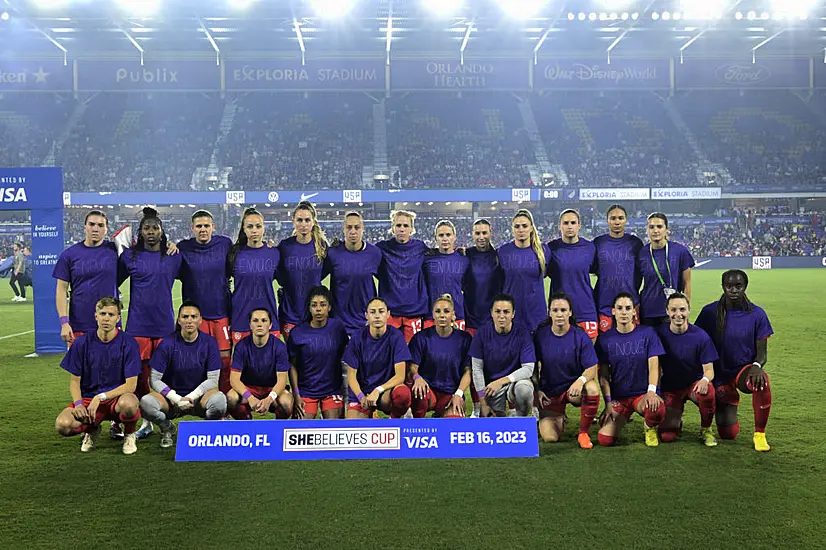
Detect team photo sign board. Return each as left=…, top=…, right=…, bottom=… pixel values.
left=175, top=418, right=539, bottom=462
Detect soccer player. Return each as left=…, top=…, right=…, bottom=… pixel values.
left=638, top=213, right=695, bottom=325
left=596, top=292, right=666, bottom=447
left=408, top=294, right=472, bottom=418
left=54, top=297, right=141, bottom=455
left=177, top=210, right=233, bottom=392
left=278, top=201, right=327, bottom=338
left=497, top=209, right=549, bottom=332
left=695, top=270, right=773, bottom=452
left=9, top=242, right=26, bottom=301
left=344, top=297, right=412, bottom=419
left=547, top=209, right=599, bottom=342
left=229, top=208, right=281, bottom=343
left=423, top=220, right=469, bottom=331
left=227, top=307, right=294, bottom=420
left=288, top=286, right=349, bottom=419
left=118, top=207, right=182, bottom=439
left=533, top=292, right=600, bottom=449
left=464, top=218, right=502, bottom=338
left=470, top=293, right=536, bottom=417
left=656, top=293, right=719, bottom=447
left=376, top=210, right=428, bottom=343
left=139, top=302, right=227, bottom=448
left=324, top=211, right=383, bottom=337
left=593, top=204, right=643, bottom=334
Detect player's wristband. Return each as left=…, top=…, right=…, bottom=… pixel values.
left=454, top=389, right=464, bottom=398
left=413, top=374, right=422, bottom=382
left=752, top=362, right=763, bottom=369
left=97, top=393, right=107, bottom=402
left=268, top=391, right=278, bottom=401
left=577, top=376, right=587, bottom=384
left=242, top=390, right=252, bottom=402
left=357, top=392, right=365, bottom=402
left=647, top=384, right=657, bottom=393
left=701, top=376, right=710, bottom=383
left=604, top=396, right=612, bottom=404
left=375, top=386, right=385, bottom=395
left=59, top=316, right=69, bottom=326
left=477, top=390, right=486, bottom=398
left=72, top=399, right=83, bottom=408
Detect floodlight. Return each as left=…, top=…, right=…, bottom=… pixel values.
left=567, top=12, right=575, bottom=20
left=311, top=0, right=356, bottom=18
left=588, top=12, right=597, bottom=20
left=423, top=0, right=463, bottom=17
left=497, top=0, right=547, bottom=19
left=735, top=11, right=743, bottom=20
left=681, top=0, right=726, bottom=20
left=770, top=0, right=816, bottom=19
left=631, top=12, right=639, bottom=20
left=116, top=0, right=161, bottom=17
left=662, top=11, right=671, bottom=20
left=673, top=12, right=682, bottom=20
left=599, top=12, right=607, bottom=20
left=620, top=12, right=629, bottom=20
left=651, top=11, right=659, bottom=20
left=577, top=12, right=586, bottom=20
left=0, top=12, right=8, bottom=21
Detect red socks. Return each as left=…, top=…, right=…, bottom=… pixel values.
left=389, top=385, right=412, bottom=418
left=697, top=390, right=716, bottom=429
left=644, top=404, right=666, bottom=428
left=752, top=376, right=772, bottom=433
left=580, top=394, right=599, bottom=433
left=119, top=410, right=141, bottom=434
left=718, top=423, right=740, bottom=440
left=219, top=356, right=232, bottom=394
left=231, top=403, right=252, bottom=420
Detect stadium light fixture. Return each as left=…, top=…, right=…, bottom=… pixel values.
left=631, top=12, right=639, bottom=20
left=662, top=11, right=671, bottom=20
left=567, top=12, right=574, bottom=20
left=32, top=0, right=71, bottom=8
left=681, top=0, right=727, bottom=20
left=620, top=12, right=628, bottom=20
left=596, top=0, right=633, bottom=8
left=497, top=0, right=547, bottom=19
left=293, top=18, right=306, bottom=65
left=116, top=0, right=161, bottom=17
left=1, top=12, right=8, bottom=21
left=770, top=0, right=817, bottom=19
left=311, top=0, right=355, bottom=18
left=422, top=0, right=463, bottom=17
left=588, top=12, right=596, bottom=20
left=577, top=12, right=585, bottom=20
left=651, top=12, right=659, bottom=20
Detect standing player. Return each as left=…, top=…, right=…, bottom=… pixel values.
left=596, top=292, right=666, bottom=447
left=344, top=297, right=412, bottom=419
left=10, top=242, right=26, bottom=301
left=229, top=208, right=281, bottom=343
left=695, top=270, right=773, bottom=452
left=278, top=201, right=327, bottom=338
left=324, top=211, right=382, bottom=337
left=470, top=293, right=536, bottom=418
left=423, top=220, right=469, bottom=330
left=54, top=297, right=141, bottom=455
left=177, top=210, right=233, bottom=393
left=376, top=210, right=428, bottom=343
left=139, top=302, right=227, bottom=448
left=118, top=207, right=182, bottom=439
left=656, top=293, right=718, bottom=447
left=593, top=204, right=643, bottom=334
left=464, top=218, right=501, bottom=337
left=638, top=213, right=694, bottom=325
left=227, top=307, right=294, bottom=420
left=547, top=209, right=599, bottom=342
left=533, top=292, right=600, bottom=449
left=408, top=294, right=472, bottom=418
left=288, top=287, right=349, bottom=419
left=497, top=209, right=549, bottom=332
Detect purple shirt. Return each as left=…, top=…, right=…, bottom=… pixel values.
left=178, top=235, right=232, bottom=320
left=230, top=245, right=280, bottom=333
left=231, top=335, right=291, bottom=388
left=376, top=238, right=428, bottom=317
left=595, top=325, right=665, bottom=399
left=150, top=332, right=221, bottom=395
left=695, top=302, right=773, bottom=386
left=464, top=247, right=502, bottom=329
left=118, top=249, right=182, bottom=338
left=534, top=324, right=599, bottom=397
left=497, top=241, right=550, bottom=332
left=638, top=241, right=695, bottom=320
left=342, top=326, right=411, bottom=400
left=60, top=330, right=141, bottom=398
left=656, top=324, right=719, bottom=392
left=593, top=233, right=643, bottom=317
left=469, top=322, right=536, bottom=383
left=323, top=242, right=382, bottom=336
left=409, top=327, right=472, bottom=394
left=548, top=238, right=598, bottom=323
left=287, top=318, right=349, bottom=398
left=277, top=237, right=325, bottom=326
left=53, top=241, right=119, bottom=333
left=423, top=251, right=469, bottom=320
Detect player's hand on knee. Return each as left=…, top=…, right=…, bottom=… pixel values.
left=537, top=391, right=552, bottom=409
left=257, top=396, right=274, bottom=414
left=87, top=396, right=101, bottom=420
left=484, top=380, right=503, bottom=398
left=567, top=379, right=584, bottom=399
left=643, top=392, right=663, bottom=412
left=746, top=368, right=767, bottom=392
left=293, top=396, right=305, bottom=419
left=694, top=378, right=710, bottom=397
left=448, top=395, right=465, bottom=417
left=72, top=404, right=88, bottom=423
left=178, top=397, right=194, bottom=412
left=599, top=403, right=616, bottom=426
left=366, top=389, right=380, bottom=408
left=412, top=377, right=429, bottom=399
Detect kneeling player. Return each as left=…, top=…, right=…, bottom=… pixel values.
left=227, top=308, right=294, bottom=420
left=139, top=302, right=227, bottom=448
left=288, top=287, right=349, bottom=419
left=344, top=297, right=412, bottom=419
left=533, top=292, right=600, bottom=449
left=657, top=293, right=719, bottom=447
left=54, top=297, right=141, bottom=455
left=695, top=270, right=774, bottom=452
left=408, top=294, right=472, bottom=418
left=596, top=293, right=666, bottom=447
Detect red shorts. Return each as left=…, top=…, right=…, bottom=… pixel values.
left=200, top=318, right=231, bottom=352
left=134, top=337, right=164, bottom=361
left=245, top=385, right=290, bottom=418
left=66, top=396, right=122, bottom=425
left=387, top=315, right=423, bottom=343
left=577, top=321, right=598, bottom=340
left=537, top=390, right=582, bottom=415
left=280, top=322, right=297, bottom=339
left=610, top=394, right=647, bottom=420
left=599, top=306, right=640, bottom=333
left=302, top=395, right=344, bottom=416
left=412, top=386, right=459, bottom=417
left=715, top=365, right=752, bottom=407
left=664, top=380, right=708, bottom=411
left=422, top=319, right=466, bottom=331
left=232, top=330, right=282, bottom=345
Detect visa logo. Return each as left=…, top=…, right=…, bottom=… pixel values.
left=0, top=188, right=27, bottom=202
left=226, top=191, right=245, bottom=205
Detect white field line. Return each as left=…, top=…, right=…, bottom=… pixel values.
left=0, top=330, right=34, bottom=340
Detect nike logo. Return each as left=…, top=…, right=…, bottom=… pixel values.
left=694, top=260, right=712, bottom=268
left=300, top=192, right=319, bottom=202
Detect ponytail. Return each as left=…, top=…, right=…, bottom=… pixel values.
left=514, top=209, right=545, bottom=275
left=293, top=201, right=327, bottom=263
left=229, top=207, right=260, bottom=273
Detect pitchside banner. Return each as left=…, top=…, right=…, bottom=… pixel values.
left=226, top=59, right=385, bottom=91
left=175, top=418, right=539, bottom=462
left=0, top=168, right=64, bottom=354
left=651, top=187, right=722, bottom=200
left=0, top=60, right=72, bottom=91
left=675, top=58, right=810, bottom=89
left=579, top=188, right=650, bottom=201
left=77, top=60, right=220, bottom=91
left=390, top=59, right=530, bottom=90
left=534, top=59, right=669, bottom=89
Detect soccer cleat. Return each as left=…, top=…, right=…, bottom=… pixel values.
left=109, top=422, right=124, bottom=440
left=135, top=420, right=154, bottom=440
left=17, top=297, right=26, bottom=302
left=701, top=427, right=718, bottom=447
left=80, top=425, right=100, bottom=452
left=403, top=408, right=413, bottom=419
left=470, top=410, right=480, bottom=418
left=753, top=432, right=771, bottom=452
left=577, top=432, right=593, bottom=449
left=644, top=424, right=659, bottom=447
left=160, top=423, right=176, bottom=449
left=122, top=433, right=138, bottom=455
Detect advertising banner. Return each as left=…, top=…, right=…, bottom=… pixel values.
left=675, top=58, right=810, bottom=89
left=391, top=58, right=530, bottom=90
left=579, top=188, right=650, bottom=201
left=77, top=60, right=220, bottom=91
left=651, top=187, right=722, bottom=200
left=226, top=59, right=385, bottom=91
left=752, top=256, right=773, bottom=270
left=0, top=60, right=72, bottom=91
left=534, top=59, right=669, bottom=89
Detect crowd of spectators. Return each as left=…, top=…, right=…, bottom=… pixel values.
left=0, top=94, right=71, bottom=169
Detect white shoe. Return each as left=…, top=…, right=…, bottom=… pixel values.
left=17, top=297, right=26, bottom=302
left=11, top=296, right=22, bottom=302
left=80, top=426, right=100, bottom=452
left=122, top=433, right=138, bottom=455
left=160, top=423, right=176, bottom=449
left=470, top=411, right=480, bottom=418
left=135, top=419, right=154, bottom=440
left=403, top=408, right=413, bottom=419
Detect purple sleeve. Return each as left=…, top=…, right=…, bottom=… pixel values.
left=409, top=333, right=424, bottom=366
left=679, top=245, right=695, bottom=272
left=206, top=337, right=221, bottom=372
left=391, top=330, right=412, bottom=364
left=469, top=330, right=484, bottom=360
left=755, top=308, right=774, bottom=341
left=699, top=332, right=719, bottom=365
left=694, top=305, right=715, bottom=337
left=275, top=341, right=291, bottom=373
left=52, top=250, right=71, bottom=282
left=647, top=331, right=666, bottom=358
left=579, top=332, right=599, bottom=369
left=519, top=330, right=537, bottom=364
left=123, top=336, right=142, bottom=380
left=60, top=338, right=83, bottom=376
left=149, top=340, right=171, bottom=374
left=342, top=338, right=360, bottom=370
left=286, top=331, right=299, bottom=360
left=231, top=340, right=245, bottom=372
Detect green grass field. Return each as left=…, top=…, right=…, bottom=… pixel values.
left=1, top=270, right=825, bottom=548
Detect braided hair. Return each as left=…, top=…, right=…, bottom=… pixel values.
left=716, top=269, right=753, bottom=338
left=133, top=207, right=167, bottom=261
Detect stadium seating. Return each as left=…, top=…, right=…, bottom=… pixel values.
left=0, top=94, right=71, bottom=169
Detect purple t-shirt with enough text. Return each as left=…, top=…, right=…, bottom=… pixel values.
left=60, top=330, right=141, bottom=398
left=287, top=318, right=349, bottom=398
left=53, top=241, right=120, bottom=333
left=497, top=241, right=550, bottom=332
left=342, top=326, right=411, bottom=400
left=178, top=235, right=232, bottom=320
left=423, top=251, right=469, bottom=320
left=376, top=238, right=428, bottom=318
left=656, top=323, right=719, bottom=392
left=464, top=247, right=502, bottom=329
left=638, top=241, right=695, bottom=320
left=534, top=324, right=598, bottom=396
left=469, top=321, right=536, bottom=384
left=593, top=233, right=643, bottom=317
left=149, top=332, right=221, bottom=396
left=118, top=249, right=182, bottom=338
left=409, top=326, right=472, bottom=394
left=231, top=335, right=291, bottom=388
left=230, top=245, right=280, bottom=333
left=323, top=242, right=382, bottom=336
left=595, top=325, right=665, bottom=399
left=277, top=236, right=325, bottom=326
left=548, top=238, right=598, bottom=323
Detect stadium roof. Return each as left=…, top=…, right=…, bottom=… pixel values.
left=1, top=0, right=825, bottom=60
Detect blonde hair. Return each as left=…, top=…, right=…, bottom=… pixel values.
left=390, top=210, right=417, bottom=236
left=96, top=297, right=122, bottom=313
left=433, top=293, right=458, bottom=329
left=513, top=209, right=545, bottom=276
left=293, top=201, right=327, bottom=262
